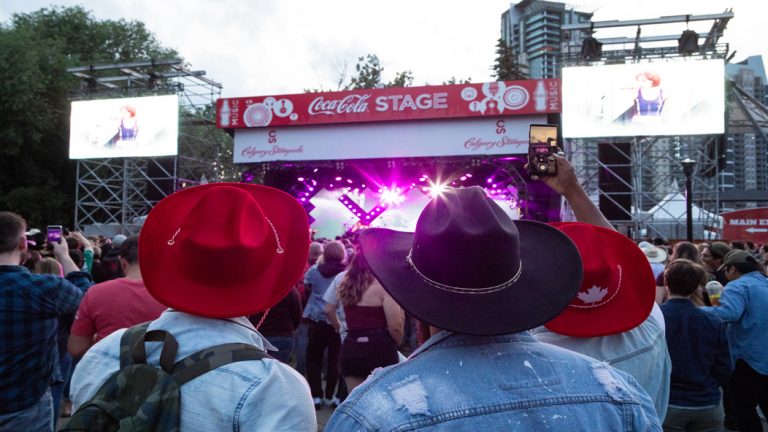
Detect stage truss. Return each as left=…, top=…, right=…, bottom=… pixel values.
left=559, top=11, right=748, bottom=240
left=68, top=59, right=227, bottom=235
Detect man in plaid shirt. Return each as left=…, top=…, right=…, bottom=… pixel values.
left=0, top=211, right=92, bottom=432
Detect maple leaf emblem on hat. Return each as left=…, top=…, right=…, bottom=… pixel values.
left=577, top=286, right=608, bottom=304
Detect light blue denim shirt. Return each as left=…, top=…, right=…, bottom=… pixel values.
left=303, top=265, right=334, bottom=323
left=70, top=310, right=316, bottom=432
left=531, top=303, right=671, bottom=420
left=702, top=271, right=768, bottom=375
left=326, top=330, right=661, bottom=431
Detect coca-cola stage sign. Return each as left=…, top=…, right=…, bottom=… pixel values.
left=218, top=79, right=560, bottom=129
left=233, top=115, right=545, bottom=163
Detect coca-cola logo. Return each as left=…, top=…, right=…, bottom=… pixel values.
left=308, top=95, right=371, bottom=116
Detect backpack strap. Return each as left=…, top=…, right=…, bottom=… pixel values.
left=119, top=322, right=151, bottom=368
left=119, top=321, right=179, bottom=373
left=171, top=343, right=270, bottom=386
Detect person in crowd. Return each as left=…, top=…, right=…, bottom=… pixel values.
left=702, top=250, right=768, bottom=432
left=326, top=156, right=661, bottom=431
left=92, top=234, right=126, bottom=283
left=640, top=240, right=668, bottom=281
left=657, top=242, right=709, bottom=306
left=326, top=252, right=403, bottom=393
left=295, top=241, right=324, bottom=377
left=248, top=286, right=303, bottom=363
left=661, top=259, right=732, bottom=432
left=303, top=241, right=347, bottom=409
left=730, top=241, right=746, bottom=251
left=69, top=183, right=316, bottom=431
left=0, top=211, right=92, bottom=432
left=701, top=242, right=732, bottom=286
left=67, top=235, right=166, bottom=359
left=532, top=223, right=672, bottom=421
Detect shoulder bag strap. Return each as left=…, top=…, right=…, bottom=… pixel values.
left=171, top=343, right=271, bottom=386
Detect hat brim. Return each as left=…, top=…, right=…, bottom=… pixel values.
left=544, top=223, right=656, bottom=337
left=139, top=183, right=309, bottom=318
left=359, top=220, right=583, bottom=336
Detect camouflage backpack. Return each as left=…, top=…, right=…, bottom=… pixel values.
left=62, top=322, right=269, bottom=432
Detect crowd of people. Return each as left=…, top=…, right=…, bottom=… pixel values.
left=0, top=153, right=767, bottom=431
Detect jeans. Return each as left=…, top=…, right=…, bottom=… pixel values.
left=295, top=322, right=309, bottom=376
left=0, top=388, right=53, bottom=432
left=731, top=359, right=768, bottom=432
left=266, top=336, right=295, bottom=364
left=663, top=405, right=724, bottom=432
left=306, top=320, right=340, bottom=399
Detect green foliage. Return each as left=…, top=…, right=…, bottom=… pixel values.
left=345, top=54, right=413, bottom=90
left=443, top=76, right=472, bottom=85
left=0, top=6, right=179, bottom=228
left=492, top=38, right=528, bottom=81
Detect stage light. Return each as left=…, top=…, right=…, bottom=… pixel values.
left=486, top=178, right=493, bottom=184
left=297, top=177, right=305, bottom=182
left=426, top=182, right=448, bottom=198
left=581, top=36, right=603, bottom=61
left=335, top=176, right=342, bottom=181
left=460, top=176, right=467, bottom=181
left=380, top=187, right=405, bottom=206
left=678, top=29, right=699, bottom=55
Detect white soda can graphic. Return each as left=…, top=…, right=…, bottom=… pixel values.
left=534, top=80, right=547, bottom=111
left=219, top=100, right=231, bottom=127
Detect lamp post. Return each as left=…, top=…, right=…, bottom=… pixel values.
left=681, top=158, right=696, bottom=242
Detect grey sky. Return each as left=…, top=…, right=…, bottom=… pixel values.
left=0, top=1, right=764, bottom=98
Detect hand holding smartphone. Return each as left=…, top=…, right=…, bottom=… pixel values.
left=46, top=225, right=63, bottom=246
left=528, top=124, right=559, bottom=177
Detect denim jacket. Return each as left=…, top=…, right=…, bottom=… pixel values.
left=70, top=310, right=316, bottom=431
left=326, top=331, right=661, bottom=431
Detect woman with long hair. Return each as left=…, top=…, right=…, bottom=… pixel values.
left=329, top=251, right=403, bottom=392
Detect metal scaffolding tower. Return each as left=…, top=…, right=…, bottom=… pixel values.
left=559, top=11, right=738, bottom=240
left=68, top=59, right=225, bottom=236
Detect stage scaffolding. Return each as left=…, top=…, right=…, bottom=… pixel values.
left=67, top=59, right=226, bottom=235
left=559, top=11, right=737, bottom=240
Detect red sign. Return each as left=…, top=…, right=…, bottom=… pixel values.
left=721, top=207, right=768, bottom=243
left=216, top=79, right=561, bottom=129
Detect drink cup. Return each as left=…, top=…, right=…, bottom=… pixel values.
left=705, top=281, right=723, bottom=306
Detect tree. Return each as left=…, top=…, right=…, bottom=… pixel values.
left=0, top=6, right=179, bottom=228
left=492, top=38, right=528, bottom=81
left=345, top=54, right=413, bottom=90
left=443, top=76, right=472, bottom=85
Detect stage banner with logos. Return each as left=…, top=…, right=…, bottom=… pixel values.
left=233, top=116, right=545, bottom=163
left=217, top=79, right=560, bottom=129
left=721, top=207, right=768, bottom=243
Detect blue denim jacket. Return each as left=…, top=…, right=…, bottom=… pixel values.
left=702, top=271, right=768, bottom=375
left=70, top=310, right=316, bottom=431
left=326, top=331, right=661, bottom=431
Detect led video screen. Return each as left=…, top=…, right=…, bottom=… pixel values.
left=562, top=60, right=724, bottom=138
left=69, top=95, right=179, bottom=159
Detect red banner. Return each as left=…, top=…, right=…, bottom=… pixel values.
left=217, top=79, right=561, bottom=129
left=721, top=207, right=768, bottom=243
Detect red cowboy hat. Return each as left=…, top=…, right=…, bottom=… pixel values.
left=139, top=183, right=309, bottom=318
left=544, top=222, right=655, bottom=337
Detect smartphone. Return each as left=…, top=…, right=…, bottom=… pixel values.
left=528, top=124, right=559, bottom=176
left=46, top=225, right=63, bottom=246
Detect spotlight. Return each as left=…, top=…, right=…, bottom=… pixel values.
left=426, top=182, right=448, bottom=198
left=678, top=30, right=699, bottom=55
left=380, top=187, right=405, bottom=206
left=580, top=36, right=603, bottom=61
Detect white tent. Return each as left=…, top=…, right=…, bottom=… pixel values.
left=645, top=181, right=723, bottom=239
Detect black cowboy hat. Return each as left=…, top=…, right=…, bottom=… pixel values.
left=359, top=186, right=583, bottom=336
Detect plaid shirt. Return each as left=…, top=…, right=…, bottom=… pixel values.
left=0, top=265, right=91, bottom=413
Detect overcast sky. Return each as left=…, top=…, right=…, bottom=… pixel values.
left=1, top=1, right=764, bottom=98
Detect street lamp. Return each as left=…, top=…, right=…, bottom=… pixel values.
left=681, top=158, right=696, bottom=242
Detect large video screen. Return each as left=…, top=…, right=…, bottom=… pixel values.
left=69, top=95, right=179, bottom=159
left=562, top=60, right=724, bottom=138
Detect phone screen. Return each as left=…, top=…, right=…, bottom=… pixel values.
left=47, top=225, right=63, bottom=245
left=529, top=124, right=558, bottom=146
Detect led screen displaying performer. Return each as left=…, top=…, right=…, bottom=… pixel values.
left=69, top=94, right=179, bottom=159
left=562, top=59, right=724, bottom=138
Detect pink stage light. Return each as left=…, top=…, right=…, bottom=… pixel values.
left=380, top=187, right=405, bottom=206
left=335, top=176, right=342, bottom=181
left=426, top=182, right=447, bottom=198
left=297, top=177, right=305, bottom=182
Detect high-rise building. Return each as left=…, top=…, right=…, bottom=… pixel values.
left=501, top=0, right=592, bottom=79
left=725, top=55, right=768, bottom=208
